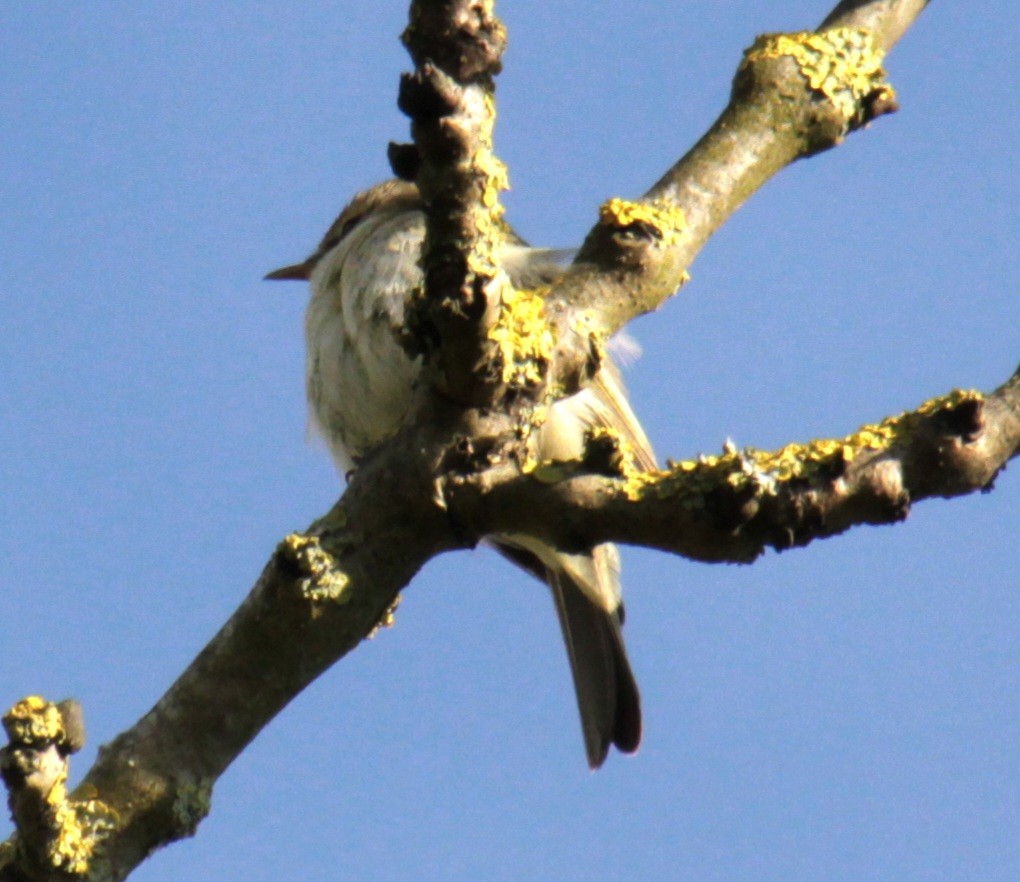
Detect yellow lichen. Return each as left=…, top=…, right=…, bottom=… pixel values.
left=0, top=698, right=117, bottom=875
left=525, top=425, right=658, bottom=501
left=743, top=27, right=893, bottom=122
left=621, top=471, right=658, bottom=501
left=464, top=89, right=510, bottom=281
left=650, top=388, right=985, bottom=502
left=45, top=766, right=69, bottom=807
left=915, top=387, right=983, bottom=416
left=14, top=770, right=119, bottom=877
left=584, top=426, right=645, bottom=496
left=473, top=132, right=509, bottom=207
left=528, top=383, right=979, bottom=510
left=3, top=696, right=63, bottom=744
left=516, top=403, right=551, bottom=474
left=487, top=284, right=555, bottom=387
left=48, top=794, right=118, bottom=876
left=743, top=388, right=984, bottom=482
left=279, top=533, right=351, bottom=603
left=598, top=198, right=687, bottom=248
left=368, top=595, right=401, bottom=639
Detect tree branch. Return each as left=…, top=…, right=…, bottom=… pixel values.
left=397, top=0, right=515, bottom=406
left=3, top=2, right=997, bottom=880
left=547, top=0, right=920, bottom=340
left=2, top=447, right=454, bottom=881
left=456, top=369, right=1019, bottom=562
left=821, top=0, right=930, bottom=47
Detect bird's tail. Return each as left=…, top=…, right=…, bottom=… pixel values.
left=549, top=547, right=641, bottom=769
left=493, top=539, right=641, bottom=768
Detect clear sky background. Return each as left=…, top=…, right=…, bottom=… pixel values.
left=2, top=3, right=1017, bottom=880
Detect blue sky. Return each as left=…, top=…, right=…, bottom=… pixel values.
left=2, top=3, right=1017, bottom=880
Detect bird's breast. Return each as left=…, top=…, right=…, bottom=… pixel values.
left=304, top=213, right=426, bottom=471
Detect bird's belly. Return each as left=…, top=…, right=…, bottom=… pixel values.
left=305, top=295, right=420, bottom=471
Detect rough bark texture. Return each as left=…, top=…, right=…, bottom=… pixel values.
left=459, top=374, right=1019, bottom=562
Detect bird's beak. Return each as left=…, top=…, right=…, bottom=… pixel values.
left=264, top=260, right=314, bottom=281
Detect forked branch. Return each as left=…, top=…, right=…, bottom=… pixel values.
left=7, top=4, right=1008, bottom=882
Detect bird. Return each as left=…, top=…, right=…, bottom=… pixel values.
left=266, top=179, right=656, bottom=768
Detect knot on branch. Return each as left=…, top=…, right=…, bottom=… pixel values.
left=523, top=424, right=648, bottom=496
left=398, top=65, right=463, bottom=123
left=598, top=198, right=687, bottom=249
left=906, top=388, right=995, bottom=494
left=582, top=426, right=634, bottom=478
left=1, top=697, right=117, bottom=878
left=926, top=391, right=984, bottom=442
left=402, top=0, right=506, bottom=82
left=572, top=196, right=690, bottom=296
left=277, top=533, right=352, bottom=605
left=737, top=27, right=897, bottom=151
left=387, top=141, right=422, bottom=182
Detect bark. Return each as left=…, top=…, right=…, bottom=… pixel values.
left=459, top=375, right=1019, bottom=563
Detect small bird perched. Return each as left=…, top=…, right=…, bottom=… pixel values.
left=267, top=179, right=656, bottom=768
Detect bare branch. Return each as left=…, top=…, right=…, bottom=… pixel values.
left=459, top=369, right=1019, bottom=563
left=73, top=449, right=456, bottom=879
left=2, top=447, right=456, bottom=880
left=548, top=1, right=923, bottom=338
left=398, top=0, right=514, bottom=406
left=821, top=0, right=930, bottom=48
left=0, top=699, right=96, bottom=881
left=2, top=2, right=999, bottom=880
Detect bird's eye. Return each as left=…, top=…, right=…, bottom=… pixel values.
left=321, top=213, right=366, bottom=254
left=339, top=213, right=365, bottom=239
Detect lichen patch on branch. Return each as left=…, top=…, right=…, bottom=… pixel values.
left=742, top=27, right=896, bottom=125
left=487, top=285, right=556, bottom=387
left=43, top=785, right=118, bottom=876
left=520, top=388, right=988, bottom=524
left=171, top=778, right=213, bottom=838
left=278, top=533, right=352, bottom=604
left=599, top=197, right=688, bottom=248
left=658, top=388, right=985, bottom=502
left=745, top=388, right=984, bottom=482
left=2, top=696, right=117, bottom=877
left=3, top=696, right=65, bottom=746
left=461, top=88, right=511, bottom=282
left=367, top=595, right=402, bottom=639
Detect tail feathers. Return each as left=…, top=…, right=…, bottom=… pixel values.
left=550, top=568, right=642, bottom=769
left=490, top=538, right=642, bottom=768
